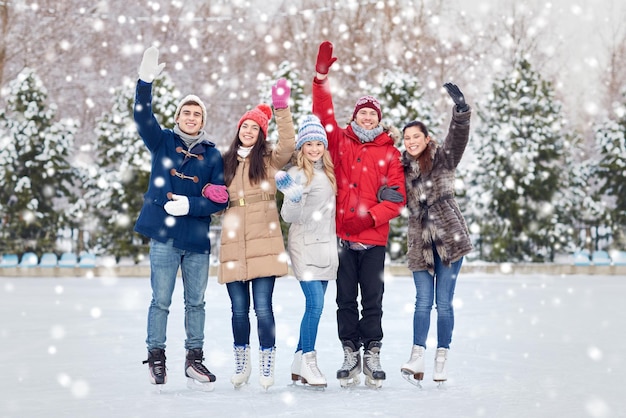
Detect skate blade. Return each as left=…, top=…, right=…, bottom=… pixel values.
left=401, top=371, right=423, bottom=388
left=152, top=383, right=166, bottom=394
left=187, top=378, right=215, bottom=392
left=365, top=377, right=383, bottom=389
left=338, top=375, right=360, bottom=388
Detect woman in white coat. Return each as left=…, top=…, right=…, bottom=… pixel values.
left=275, top=115, right=338, bottom=388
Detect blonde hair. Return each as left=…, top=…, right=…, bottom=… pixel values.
left=294, top=149, right=337, bottom=193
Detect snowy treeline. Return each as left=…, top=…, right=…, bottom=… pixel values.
left=0, top=0, right=625, bottom=262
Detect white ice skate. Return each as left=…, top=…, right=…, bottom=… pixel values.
left=400, top=345, right=425, bottom=388
left=299, top=351, right=327, bottom=389
left=433, top=347, right=448, bottom=387
left=259, top=347, right=276, bottom=391
left=231, top=345, right=251, bottom=389
left=290, top=350, right=302, bottom=385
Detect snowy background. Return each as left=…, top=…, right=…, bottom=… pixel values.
left=1, top=272, right=623, bottom=418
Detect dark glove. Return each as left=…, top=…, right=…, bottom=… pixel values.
left=377, top=185, right=403, bottom=203
left=443, top=82, right=469, bottom=112
left=315, top=41, right=337, bottom=75
left=343, top=213, right=374, bottom=235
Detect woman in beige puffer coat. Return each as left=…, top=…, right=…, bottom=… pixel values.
left=218, top=79, right=295, bottom=390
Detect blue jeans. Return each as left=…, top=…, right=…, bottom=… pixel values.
left=226, top=276, right=276, bottom=349
left=411, top=250, right=463, bottom=349
left=146, top=239, right=210, bottom=351
left=297, top=280, right=328, bottom=353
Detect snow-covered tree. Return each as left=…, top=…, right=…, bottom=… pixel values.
left=86, top=74, right=180, bottom=261
left=0, top=68, right=77, bottom=254
left=593, top=97, right=626, bottom=247
left=468, top=58, right=574, bottom=262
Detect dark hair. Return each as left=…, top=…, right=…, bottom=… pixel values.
left=222, top=128, right=269, bottom=186
left=402, top=120, right=429, bottom=137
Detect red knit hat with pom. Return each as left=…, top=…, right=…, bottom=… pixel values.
left=238, top=104, right=273, bottom=137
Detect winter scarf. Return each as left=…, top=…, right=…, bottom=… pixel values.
left=350, top=121, right=383, bottom=143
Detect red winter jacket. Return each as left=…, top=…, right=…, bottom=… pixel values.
left=312, top=77, right=405, bottom=246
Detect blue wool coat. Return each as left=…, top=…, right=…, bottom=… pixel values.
left=133, top=81, right=227, bottom=254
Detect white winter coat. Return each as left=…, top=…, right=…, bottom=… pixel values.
left=280, top=164, right=338, bottom=281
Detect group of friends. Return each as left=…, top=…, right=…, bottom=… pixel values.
left=133, top=41, right=473, bottom=391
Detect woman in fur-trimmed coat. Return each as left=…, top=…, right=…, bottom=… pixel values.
left=399, top=83, right=472, bottom=386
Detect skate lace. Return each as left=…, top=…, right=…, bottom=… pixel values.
left=189, top=356, right=210, bottom=375
left=260, top=348, right=275, bottom=377
left=365, top=350, right=382, bottom=372
left=435, top=349, right=447, bottom=373
left=305, top=355, right=323, bottom=378
left=341, top=347, right=358, bottom=369
left=152, top=359, right=166, bottom=376
left=234, top=346, right=248, bottom=373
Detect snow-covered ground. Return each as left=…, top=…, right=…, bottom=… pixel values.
left=0, top=272, right=623, bottom=418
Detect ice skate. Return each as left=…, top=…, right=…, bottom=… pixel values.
left=290, top=350, right=302, bottom=384
left=299, top=351, right=327, bottom=389
left=363, top=341, right=386, bottom=389
left=231, top=345, right=251, bottom=388
left=185, top=348, right=216, bottom=392
left=433, top=347, right=448, bottom=386
left=143, top=348, right=167, bottom=388
left=259, top=347, right=276, bottom=390
left=337, top=340, right=361, bottom=388
left=401, top=345, right=425, bottom=387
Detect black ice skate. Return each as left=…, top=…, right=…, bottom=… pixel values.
left=143, top=348, right=167, bottom=386
left=337, top=341, right=361, bottom=388
left=363, top=341, right=386, bottom=389
left=185, top=348, right=216, bottom=392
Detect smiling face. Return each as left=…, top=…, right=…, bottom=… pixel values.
left=403, top=125, right=431, bottom=158
left=175, top=104, right=204, bottom=136
left=238, top=119, right=261, bottom=147
left=301, top=140, right=326, bottom=162
left=354, top=107, right=380, bottom=130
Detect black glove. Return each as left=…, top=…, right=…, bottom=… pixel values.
left=443, top=82, right=469, bottom=112
left=377, top=185, right=403, bottom=203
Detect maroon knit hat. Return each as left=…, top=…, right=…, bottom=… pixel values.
left=238, top=104, right=273, bottom=137
left=352, top=95, right=382, bottom=121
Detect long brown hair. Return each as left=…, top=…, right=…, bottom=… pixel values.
left=222, top=129, right=270, bottom=186
left=402, top=120, right=435, bottom=175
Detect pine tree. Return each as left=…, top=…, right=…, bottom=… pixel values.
left=0, top=68, right=76, bottom=254
left=593, top=97, right=626, bottom=247
left=86, top=75, right=179, bottom=262
left=470, top=58, right=572, bottom=262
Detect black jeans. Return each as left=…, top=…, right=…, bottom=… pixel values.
left=336, top=242, right=386, bottom=349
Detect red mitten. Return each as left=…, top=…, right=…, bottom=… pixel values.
left=343, top=213, right=374, bottom=235
left=202, top=184, right=229, bottom=203
left=315, top=41, right=337, bottom=75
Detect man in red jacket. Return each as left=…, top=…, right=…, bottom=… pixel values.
left=311, top=41, right=406, bottom=389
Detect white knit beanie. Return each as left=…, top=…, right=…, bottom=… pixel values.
left=174, top=94, right=207, bottom=130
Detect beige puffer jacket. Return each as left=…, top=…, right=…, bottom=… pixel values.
left=218, top=107, right=295, bottom=283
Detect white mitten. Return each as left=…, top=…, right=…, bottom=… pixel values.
left=164, top=194, right=190, bottom=216
left=138, top=46, right=166, bottom=83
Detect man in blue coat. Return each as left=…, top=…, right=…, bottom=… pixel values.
left=134, top=46, right=228, bottom=391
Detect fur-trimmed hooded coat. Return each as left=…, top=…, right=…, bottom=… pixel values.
left=403, top=106, right=473, bottom=274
